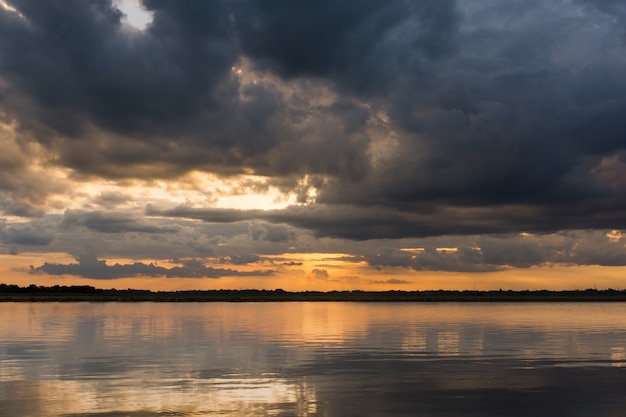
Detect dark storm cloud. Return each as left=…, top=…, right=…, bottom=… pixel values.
left=0, top=0, right=237, bottom=136
left=0, top=0, right=372, bottom=182
left=31, top=252, right=271, bottom=279
left=233, top=0, right=458, bottom=94
left=149, top=204, right=448, bottom=240
left=355, top=0, right=626, bottom=209
left=1, top=0, right=626, bottom=240
left=149, top=203, right=626, bottom=240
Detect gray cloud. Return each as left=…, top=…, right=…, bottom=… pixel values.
left=0, top=221, right=55, bottom=247
left=5, top=210, right=626, bottom=273
left=363, top=231, right=626, bottom=272
left=312, top=268, right=329, bottom=280
left=248, top=222, right=293, bottom=242
left=62, top=210, right=179, bottom=234
left=91, top=191, right=133, bottom=209
left=219, top=253, right=261, bottom=266
left=31, top=252, right=272, bottom=279
left=369, top=279, right=411, bottom=285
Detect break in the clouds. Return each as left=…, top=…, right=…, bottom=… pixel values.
left=1, top=0, right=626, bottom=284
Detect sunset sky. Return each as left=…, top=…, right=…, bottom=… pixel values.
left=1, top=0, right=626, bottom=291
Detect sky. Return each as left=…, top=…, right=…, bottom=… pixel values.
left=1, top=0, right=626, bottom=291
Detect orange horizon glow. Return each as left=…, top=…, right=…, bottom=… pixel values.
left=4, top=251, right=626, bottom=292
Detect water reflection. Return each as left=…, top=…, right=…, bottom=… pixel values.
left=1, top=302, right=626, bottom=416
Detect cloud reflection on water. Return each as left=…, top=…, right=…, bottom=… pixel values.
left=1, top=302, right=626, bottom=416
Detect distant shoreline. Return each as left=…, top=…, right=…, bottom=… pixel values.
left=2, top=284, right=626, bottom=302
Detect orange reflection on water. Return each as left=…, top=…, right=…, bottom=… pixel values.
left=3, top=302, right=626, bottom=417
left=610, top=347, right=626, bottom=367
left=6, top=376, right=317, bottom=417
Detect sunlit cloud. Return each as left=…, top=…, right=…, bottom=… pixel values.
left=0, top=0, right=23, bottom=18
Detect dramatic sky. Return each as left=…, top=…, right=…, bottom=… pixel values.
left=1, top=0, right=626, bottom=291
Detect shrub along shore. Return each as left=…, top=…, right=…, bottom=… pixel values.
left=1, top=284, right=626, bottom=302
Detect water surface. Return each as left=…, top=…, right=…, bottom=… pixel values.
left=1, top=302, right=626, bottom=416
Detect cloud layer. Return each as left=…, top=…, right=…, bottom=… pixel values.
left=1, top=0, right=626, bottom=282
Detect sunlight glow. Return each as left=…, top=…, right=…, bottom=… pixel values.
left=113, top=0, right=153, bottom=30
left=7, top=251, right=626, bottom=292
left=436, top=247, right=458, bottom=253
left=50, top=172, right=299, bottom=213
left=400, top=247, right=425, bottom=252
left=607, top=230, right=625, bottom=243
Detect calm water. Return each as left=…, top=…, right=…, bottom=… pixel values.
left=1, top=302, right=626, bottom=416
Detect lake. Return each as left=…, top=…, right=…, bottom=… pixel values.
left=1, top=302, right=626, bottom=416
